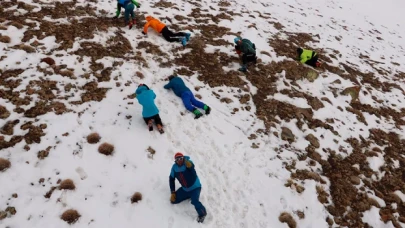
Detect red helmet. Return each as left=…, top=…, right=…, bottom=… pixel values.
left=174, top=152, right=184, bottom=159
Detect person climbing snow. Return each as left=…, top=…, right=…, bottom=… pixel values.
left=170, top=152, right=207, bottom=223
left=113, top=0, right=141, bottom=29
left=234, top=36, right=257, bottom=72
left=135, top=84, right=164, bottom=134
left=296, top=48, right=321, bottom=68
left=163, top=75, right=211, bottom=119
left=142, top=16, right=191, bottom=47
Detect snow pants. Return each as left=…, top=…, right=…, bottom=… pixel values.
left=181, top=91, right=205, bottom=112
left=124, top=3, right=135, bottom=24
left=143, top=114, right=163, bottom=126
left=161, top=26, right=187, bottom=42
left=172, top=187, right=207, bottom=217
left=305, top=55, right=319, bottom=68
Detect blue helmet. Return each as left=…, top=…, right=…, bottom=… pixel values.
left=234, top=37, right=241, bottom=44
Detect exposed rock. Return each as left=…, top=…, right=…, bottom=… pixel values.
left=341, top=86, right=361, bottom=102
left=350, top=176, right=361, bottom=185
left=281, top=127, right=295, bottom=142
left=305, top=134, right=320, bottom=148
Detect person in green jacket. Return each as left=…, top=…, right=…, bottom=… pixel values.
left=234, top=37, right=257, bottom=72
left=113, top=0, right=141, bottom=29
left=297, top=48, right=320, bottom=67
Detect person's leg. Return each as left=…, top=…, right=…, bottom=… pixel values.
left=161, top=27, right=182, bottom=42
left=153, top=114, right=163, bottom=126
left=306, top=56, right=318, bottom=67
left=172, top=188, right=191, bottom=204
left=124, top=7, right=131, bottom=25
left=143, top=117, right=153, bottom=131
left=181, top=91, right=196, bottom=112
left=189, top=93, right=206, bottom=109
left=171, top=31, right=187, bottom=37
left=143, top=117, right=151, bottom=125
left=190, top=188, right=207, bottom=217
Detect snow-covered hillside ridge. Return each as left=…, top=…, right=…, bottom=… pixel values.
left=1, top=0, right=405, bottom=227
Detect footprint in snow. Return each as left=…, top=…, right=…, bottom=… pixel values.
left=168, top=216, right=174, bottom=228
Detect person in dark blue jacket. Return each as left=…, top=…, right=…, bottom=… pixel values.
left=170, top=152, right=207, bottom=223
left=163, top=75, right=211, bottom=119
left=135, top=84, right=164, bottom=133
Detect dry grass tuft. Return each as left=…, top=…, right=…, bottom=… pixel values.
left=0, top=35, right=11, bottom=43
left=279, top=212, right=297, bottom=228
left=98, top=143, right=114, bottom=156
left=59, top=179, right=75, bottom=190
left=0, top=158, right=11, bottom=172
left=61, top=209, right=81, bottom=224
left=131, top=192, right=142, bottom=203
left=146, top=146, right=156, bottom=159
left=87, top=133, right=101, bottom=144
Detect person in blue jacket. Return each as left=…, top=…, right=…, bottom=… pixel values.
left=163, top=75, right=211, bottom=119
left=135, top=84, right=164, bottom=133
left=113, top=0, right=141, bottom=29
left=170, top=152, right=207, bottom=223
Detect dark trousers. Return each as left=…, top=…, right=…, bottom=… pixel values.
left=242, top=53, right=257, bottom=65
left=143, top=114, right=163, bottom=126
left=161, top=26, right=186, bottom=42
left=305, top=55, right=319, bottom=67
left=172, top=187, right=207, bottom=217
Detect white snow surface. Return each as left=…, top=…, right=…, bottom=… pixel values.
left=1, top=0, right=405, bottom=227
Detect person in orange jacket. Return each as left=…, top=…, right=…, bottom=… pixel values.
left=142, top=16, right=191, bottom=47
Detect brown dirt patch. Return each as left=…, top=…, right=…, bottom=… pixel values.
left=61, top=209, right=81, bottom=224
left=0, top=105, right=10, bottom=119
left=0, top=35, right=10, bottom=43
left=98, top=143, right=114, bottom=156
left=279, top=212, right=297, bottom=228
left=87, top=133, right=101, bottom=144
left=59, top=179, right=75, bottom=190
left=131, top=192, right=142, bottom=203
left=1, top=120, right=20, bottom=135
left=0, top=158, right=11, bottom=172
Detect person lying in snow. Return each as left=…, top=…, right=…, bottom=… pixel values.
left=234, top=36, right=257, bottom=72
left=163, top=75, right=211, bottom=119
left=142, top=16, right=191, bottom=47
left=113, top=0, right=141, bottom=29
left=135, top=84, right=164, bottom=134
left=170, top=152, right=207, bottom=223
left=296, top=48, right=321, bottom=67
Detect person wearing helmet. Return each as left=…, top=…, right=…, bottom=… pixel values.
left=169, top=152, right=207, bottom=223
left=234, top=36, right=257, bottom=72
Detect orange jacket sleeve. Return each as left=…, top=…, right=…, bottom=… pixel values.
left=143, top=21, right=151, bottom=34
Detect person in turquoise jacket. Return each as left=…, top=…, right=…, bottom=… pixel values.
left=297, top=48, right=320, bottom=67
left=113, top=0, right=141, bottom=29
left=234, top=36, right=257, bottom=72
left=163, top=75, right=211, bottom=119
left=170, top=152, right=207, bottom=223
left=135, top=84, right=164, bottom=133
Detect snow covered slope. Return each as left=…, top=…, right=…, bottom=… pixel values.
left=1, top=0, right=405, bottom=227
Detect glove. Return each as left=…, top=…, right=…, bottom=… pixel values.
left=142, top=31, right=147, bottom=35
left=236, top=49, right=242, bottom=55
left=170, top=192, right=176, bottom=202
left=185, top=160, right=192, bottom=168
left=137, top=3, right=141, bottom=8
